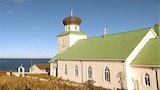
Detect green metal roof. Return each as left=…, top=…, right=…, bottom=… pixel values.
left=49, top=28, right=150, bottom=63
left=58, top=31, right=87, bottom=37
left=131, top=38, right=160, bottom=67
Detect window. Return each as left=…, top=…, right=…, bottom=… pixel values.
left=20, top=68, right=23, bottom=72
left=144, top=73, right=150, bottom=86
left=75, top=26, right=77, bottom=30
left=61, top=39, right=65, bottom=47
left=104, top=67, right=110, bottom=82
left=68, top=26, right=70, bottom=30
left=75, top=65, right=78, bottom=77
left=88, top=66, right=92, bottom=79
left=65, top=64, right=67, bottom=75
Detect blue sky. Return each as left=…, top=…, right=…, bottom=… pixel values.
left=0, top=0, right=159, bottom=58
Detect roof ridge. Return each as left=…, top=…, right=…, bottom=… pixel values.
left=35, top=63, right=49, bottom=65
left=78, top=27, right=150, bottom=41
left=108, top=27, right=151, bottom=36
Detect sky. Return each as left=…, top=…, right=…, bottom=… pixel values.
left=0, top=0, right=159, bottom=58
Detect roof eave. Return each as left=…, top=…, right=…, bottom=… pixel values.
left=58, top=58, right=125, bottom=61
left=57, top=31, right=87, bottom=37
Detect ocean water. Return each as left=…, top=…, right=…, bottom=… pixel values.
left=0, top=58, right=50, bottom=71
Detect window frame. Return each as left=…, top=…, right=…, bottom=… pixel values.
left=61, top=39, right=65, bottom=47
left=74, top=65, right=78, bottom=77
left=68, top=26, right=70, bottom=31
left=142, top=73, right=151, bottom=86
left=87, top=66, right=92, bottom=79
left=103, top=66, right=111, bottom=82
left=64, top=64, right=67, bottom=75
left=75, top=26, right=77, bottom=30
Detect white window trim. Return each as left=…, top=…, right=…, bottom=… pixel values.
left=87, top=66, right=93, bottom=80
left=64, top=64, right=67, bottom=75
left=103, top=66, right=111, bottom=83
left=142, top=72, right=151, bottom=87
left=74, top=65, right=78, bottom=77
left=61, top=39, right=65, bottom=47
left=75, top=26, right=77, bottom=30
left=68, top=26, right=70, bottom=31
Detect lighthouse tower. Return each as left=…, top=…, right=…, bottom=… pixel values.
left=58, top=11, right=87, bottom=53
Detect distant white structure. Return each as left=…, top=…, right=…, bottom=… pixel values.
left=18, top=64, right=25, bottom=75
left=29, top=64, right=50, bottom=74
left=10, top=64, right=25, bottom=77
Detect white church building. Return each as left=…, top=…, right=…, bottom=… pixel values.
left=49, top=13, right=160, bottom=90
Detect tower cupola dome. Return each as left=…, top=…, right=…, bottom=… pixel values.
left=63, top=11, right=81, bottom=32
left=63, top=16, right=81, bottom=25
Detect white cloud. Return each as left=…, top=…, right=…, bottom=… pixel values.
left=13, top=0, right=26, bottom=2
left=4, top=5, right=13, bottom=15
left=8, top=10, right=13, bottom=15
left=13, top=0, right=32, bottom=4
left=4, top=4, right=9, bottom=8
